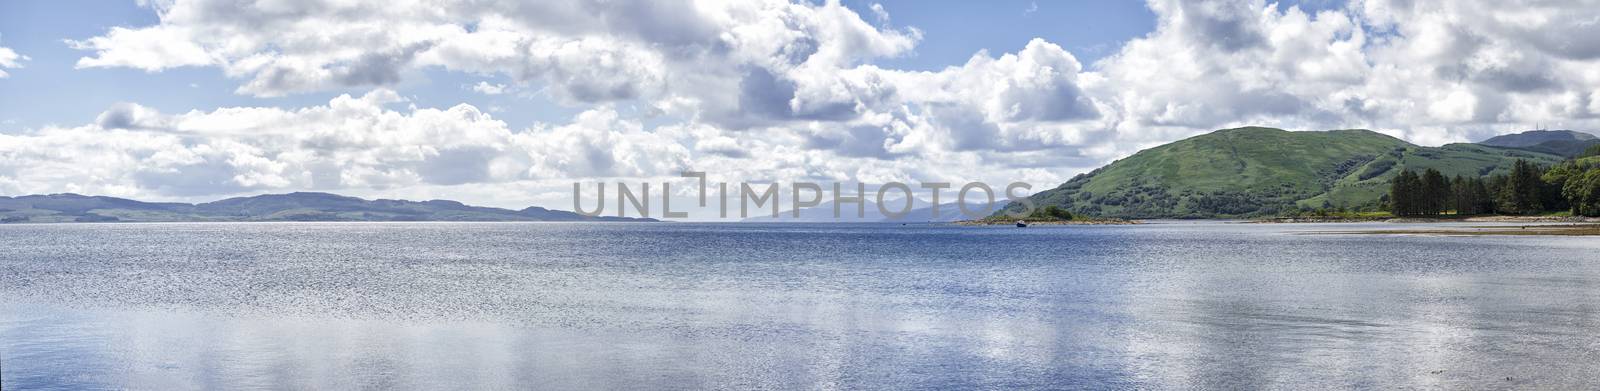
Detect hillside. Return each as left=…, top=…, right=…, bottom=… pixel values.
left=1479, top=129, right=1599, bottom=158
left=1479, top=130, right=1595, bottom=148
left=1006, top=127, right=1567, bottom=219
left=0, top=192, right=651, bottom=223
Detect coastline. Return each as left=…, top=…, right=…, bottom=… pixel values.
left=1253, top=215, right=1600, bottom=224
left=955, top=218, right=1140, bottom=226
left=1304, top=223, right=1600, bottom=236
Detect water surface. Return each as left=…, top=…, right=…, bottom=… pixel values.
left=2, top=222, right=1599, bottom=389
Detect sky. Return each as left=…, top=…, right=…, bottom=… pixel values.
left=1, top=0, right=1599, bottom=215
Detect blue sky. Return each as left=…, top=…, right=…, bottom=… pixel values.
left=0, top=0, right=1597, bottom=211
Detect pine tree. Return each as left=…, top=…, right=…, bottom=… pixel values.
left=1421, top=168, right=1449, bottom=215
left=1451, top=176, right=1473, bottom=215
left=1501, top=160, right=1543, bottom=215
left=1489, top=174, right=1511, bottom=214
left=1389, top=170, right=1423, bottom=216
left=1389, top=171, right=1406, bottom=216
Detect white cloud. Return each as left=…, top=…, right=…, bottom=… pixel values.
left=0, top=90, right=692, bottom=200
left=25, top=0, right=1600, bottom=208
left=0, top=40, right=27, bottom=78
left=998, top=0, right=1600, bottom=150
left=471, top=81, right=508, bottom=95
left=69, top=0, right=919, bottom=102
left=68, top=26, right=211, bottom=71
left=511, top=109, right=692, bottom=178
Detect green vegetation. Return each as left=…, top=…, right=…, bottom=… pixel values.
left=1004, top=127, right=1567, bottom=219
left=1387, top=169, right=1449, bottom=217
left=1583, top=144, right=1600, bottom=159
left=1542, top=157, right=1600, bottom=217
left=1384, top=156, right=1600, bottom=218
left=1030, top=205, right=1075, bottom=220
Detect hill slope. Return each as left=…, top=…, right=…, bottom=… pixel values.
left=1479, top=130, right=1596, bottom=148
left=0, top=192, right=650, bottom=223
left=1479, top=130, right=1599, bottom=158
left=1006, top=127, right=1565, bottom=219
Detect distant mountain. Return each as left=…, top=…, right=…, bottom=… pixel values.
left=1004, top=127, right=1566, bottom=219
left=1472, top=130, right=1598, bottom=158
left=1511, top=139, right=1600, bottom=158
left=743, top=198, right=988, bottom=222
left=0, top=192, right=652, bottom=223
left=1479, top=130, right=1596, bottom=148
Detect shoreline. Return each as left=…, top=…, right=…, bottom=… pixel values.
left=1303, top=223, right=1600, bottom=236
left=1253, top=215, right=1600, bottom=224
left=955, top=219, right=1140, bottom=226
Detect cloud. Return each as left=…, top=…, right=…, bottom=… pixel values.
left=95, top=102, right=171, bottom=129
left=932, top=38, right=1101, bottom=123
left=471, top=81, right=508, bottom=95
left=0, top=90, right=693, bottom=199
left=1081, top=0, right=1600, bottom=147
left=68, top=26, right=210, bottom=71
left=69, top=0, right=919, bottom=102
left=26, top=0, right=1600, bottom=208
left=0, top=39, right=27, bottom=78
left=512, top=109, right=692, bottom=178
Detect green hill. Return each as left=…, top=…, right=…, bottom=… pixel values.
left=1005, top=127, right=1566, bottom=219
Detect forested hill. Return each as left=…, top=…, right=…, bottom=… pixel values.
left=1005, top=127, right=1568, bottom=219
left=0, top=192, right=653, bottom=223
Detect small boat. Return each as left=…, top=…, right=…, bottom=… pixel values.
left=1016, top=220, right=1028, bottom=227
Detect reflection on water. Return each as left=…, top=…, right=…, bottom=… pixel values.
left=2, top=222, right=1599, bottom=389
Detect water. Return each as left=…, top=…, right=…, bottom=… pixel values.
left=1, top=222, right=1598, bottom=389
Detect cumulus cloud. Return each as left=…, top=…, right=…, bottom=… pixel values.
left=0, top=90, right=692, bottom=199
left=1092, top=0, right=1600, bottom=145
left=27, top=0, right=1600, bottom=208
left=0, top=39, right=27, bottom=78
left=68, top=0, right=919, bottom=102
left=95, top=102, right=171, bottom=129
left=471, top=81, right=508, bottom=95
left=512, top=109, right=691, bottom=178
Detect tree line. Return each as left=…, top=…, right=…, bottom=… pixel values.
left=1388, top=153, right=1600, bottom=217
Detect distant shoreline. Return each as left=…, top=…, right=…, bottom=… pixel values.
left=0, top=192, right=655, bottom=224
left=955, top=218, right=1139, bottom=226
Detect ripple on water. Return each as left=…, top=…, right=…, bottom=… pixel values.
left=2, top=222, right=1599, bottom=389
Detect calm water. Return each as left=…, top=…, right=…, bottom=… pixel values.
left=2, top=222, right=1599, bottom=389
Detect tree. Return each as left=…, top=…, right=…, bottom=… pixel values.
left=1421, top=168, right=1449, bottom=215
left=1390, top=170, right=1423, bottom=216
left=1583, top=144, right=1600, bottom=159
left=1473, top=178, right=1495, bottom=215
left=1550, top=160, right=1600, bottom=217
left=1567, top=169, right=1600, bottom=217
left=1031, top=205, right=1074, bottom=220
left=1458, top=176, right=1494, bottom=215
left=1499, top=160, right=1544, bottom=215
left=1451, top=176, right=1476, bottom=215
